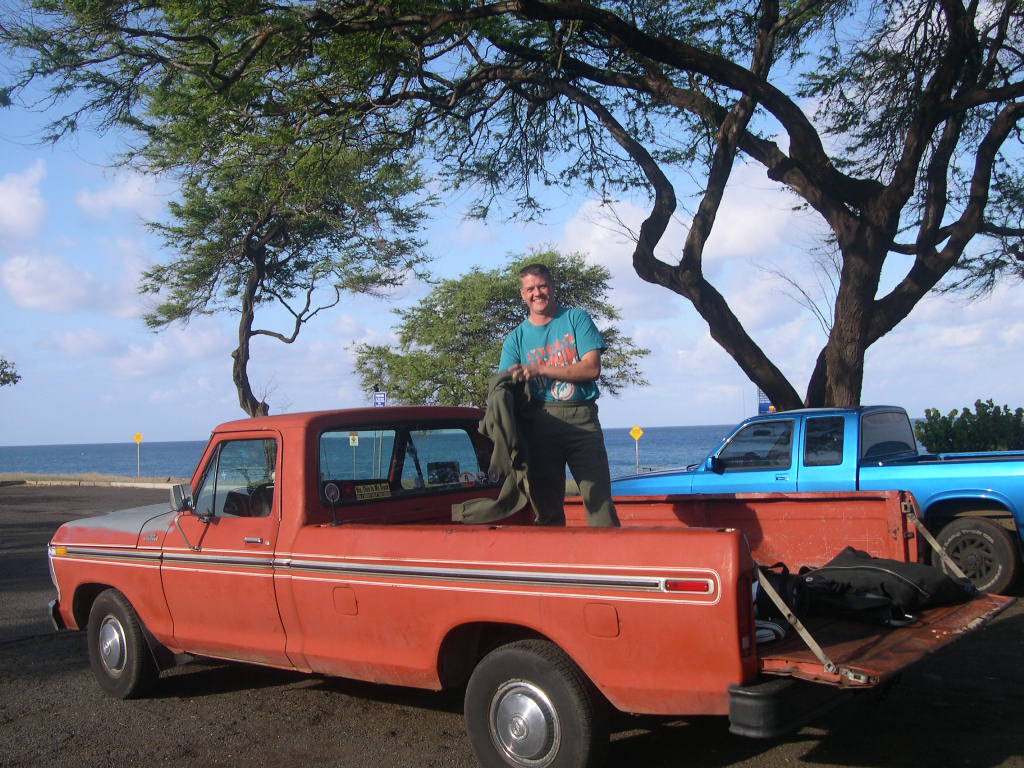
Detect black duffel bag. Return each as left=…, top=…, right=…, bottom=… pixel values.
left=800, top=546, right=976, bottom=624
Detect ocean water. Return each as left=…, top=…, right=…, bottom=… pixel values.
left=0, top=440, right=209, bottom=480
left=0, top=424, right=730, bottom=481
left=603, top=424, right=731, bottom=479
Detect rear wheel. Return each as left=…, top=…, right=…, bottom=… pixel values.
left=936, top=517, right=1019, bottom=594
left=87, top=589, right=158, bottom=698
left=464, top=639, right=608, bottom=768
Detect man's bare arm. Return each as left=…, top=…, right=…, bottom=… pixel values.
left=509, top=349, right=602, bottom=384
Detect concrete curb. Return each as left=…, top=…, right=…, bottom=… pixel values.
left=12, top=479, right=177, bottom=490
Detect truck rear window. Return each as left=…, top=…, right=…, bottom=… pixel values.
left=860, top=411, right=916, bottom=459
left=318, top=424, right=498, bottom=505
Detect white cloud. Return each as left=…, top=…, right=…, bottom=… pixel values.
left=0, top=243, right=156, bottom=319
left=147, top=375, right=220, bottom=405
left=0, top=252, right=95, bottom=311
left=861, top=283, right=1024, bottom=416
left=113, top=339, right=178, bottom=379
left=46, top=327, right=122, bottom=358
left=333, top=313, right=398, bottom=352
left=75, top=170, right=163, bottom=219
left=0, top=160, right=47, bottom=241
left=559, top=199, right=684, bottom=321
left=107, top=237, right=157, bottom=319
left=453, top=219, right=500, bottom=247
left=703, top=162, right=798, bottom=261
left=113, top=323, right=229, bottom=378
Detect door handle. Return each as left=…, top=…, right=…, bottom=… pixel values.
left=244, top=537, right=263, bottom=544
left=775, top=474, right=789, bottom=481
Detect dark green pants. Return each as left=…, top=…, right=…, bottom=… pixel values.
left=520, top=401, right=619, bottom=527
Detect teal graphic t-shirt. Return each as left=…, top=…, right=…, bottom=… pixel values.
left=499, top=307, right=606, bottom=402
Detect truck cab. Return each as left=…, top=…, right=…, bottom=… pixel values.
left=616, top=406, right=916, bottom=495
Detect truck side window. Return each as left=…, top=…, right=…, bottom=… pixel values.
left=861, top=411, right=916, bottom=459
left=718, top=421, right=793, bottom=470
left=804, top=417, right=844, bottom=467
left=192, top=439, right=277, bottom=518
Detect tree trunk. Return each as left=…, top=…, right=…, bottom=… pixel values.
left=821, top=229, right=886, bottom=406
left=233, top=262, right=269, bottom=418
left=804, top=347, right=828, bottom=407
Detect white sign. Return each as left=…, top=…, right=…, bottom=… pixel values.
left=373, top=391, right=387, bottom=407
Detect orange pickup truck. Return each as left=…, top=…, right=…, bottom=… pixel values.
left=47, top=407, right=1012, bottom=768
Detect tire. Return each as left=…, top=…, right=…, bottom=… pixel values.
left=464, top=639, right=608, bottom=768
left=86, top=589, right=158, bottom=698
left=936, top=517, right=1020, bottom=594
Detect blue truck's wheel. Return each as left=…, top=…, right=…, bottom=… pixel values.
left=936, top=518, right=1019, bottom=594
left=464, top=639, right=608, bottom=768
left=87, top=589, right=158, bottom=698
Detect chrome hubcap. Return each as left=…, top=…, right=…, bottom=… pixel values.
left=98, top=615, right=127, bottom=677
left=489, top=681, right=559, bottom=767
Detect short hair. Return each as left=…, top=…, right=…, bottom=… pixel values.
left=519, top=263, right=553, bottom=281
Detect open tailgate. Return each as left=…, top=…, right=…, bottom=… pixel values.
left=758, top=592, right=1014, bottom=687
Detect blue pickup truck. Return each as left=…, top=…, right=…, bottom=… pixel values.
left=611, top=406, right=1024, bottom=593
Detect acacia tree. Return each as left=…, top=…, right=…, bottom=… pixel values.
left=140, top=121, right=430, bottom=416
left=354, top=250, right=649, bottom=407
left=5, top=2, right=1024, bottom=410
left=2, top=1, right=431, bottom=416
left=0, top=358, right=19, bottom=387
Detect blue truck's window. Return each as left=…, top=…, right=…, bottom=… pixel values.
left=861, top=411, right=916, bottom=459
left=804, top=416, right=844, bottom=467
left=319, top=425, right=497, bottom=504
left=192, top=439, right=277, bottom=518
left=719, top=420, right=793, bottom=470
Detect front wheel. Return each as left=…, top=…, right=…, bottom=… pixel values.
left=936, top=517, right=1019, bottom=594
left=464, top=639, right=608, bottom=768
left=87, top=589, right=158, bottom=698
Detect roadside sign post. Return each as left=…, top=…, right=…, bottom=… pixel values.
left=133, top=432, right=143, bottom=478
left=757, top=388, right=775, bottom=415
left=629, top=425, right=644, bottom=474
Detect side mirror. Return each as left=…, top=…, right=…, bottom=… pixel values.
left=170, top=483, right=194, bottom=513
left=707, top=456, right=726, bottom=475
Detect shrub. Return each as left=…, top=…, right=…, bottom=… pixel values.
left=915, top=399, right=1024, bottom=453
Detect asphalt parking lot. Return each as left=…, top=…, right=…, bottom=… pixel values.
left=2, top=483, right=1023, bottom=768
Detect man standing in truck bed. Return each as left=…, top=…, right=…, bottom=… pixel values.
left=501, top=263, right=620, bottom=527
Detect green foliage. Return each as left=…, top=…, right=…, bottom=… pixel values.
left=0, top=1, right=433, bottom=415
left=6, top=1, right=1024, bottom=410
left=139, top=125, right=431, bottom=329
left=354, top=250, right=650, bottom=407
left=0, top=358, right=20, bottom=387
left=915, top=400, right=1024, bottom=453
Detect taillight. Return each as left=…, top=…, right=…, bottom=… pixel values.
left=664, top=578, right=713, bottom=593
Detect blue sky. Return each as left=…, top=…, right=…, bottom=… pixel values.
left=2, top=91, right=1023, bottom=446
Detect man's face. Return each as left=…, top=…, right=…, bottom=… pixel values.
left=520, top=273, right=555, bottom=316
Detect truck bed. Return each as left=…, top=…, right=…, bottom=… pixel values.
left=565, top=490, right=920, bottom=568
left=566, top=489, right=1015, bottom=703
